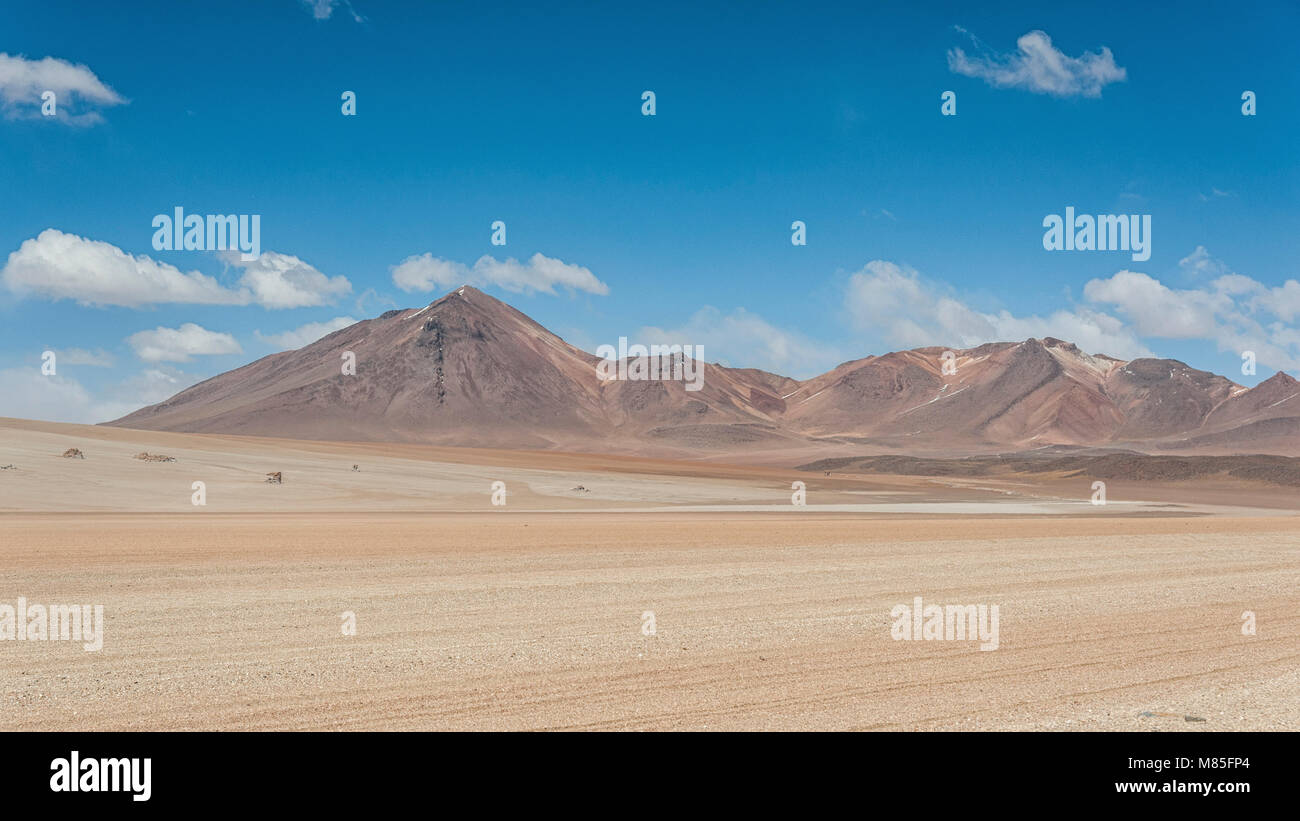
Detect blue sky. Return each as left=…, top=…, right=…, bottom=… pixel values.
left=1, top=0, right=1297, bottom=422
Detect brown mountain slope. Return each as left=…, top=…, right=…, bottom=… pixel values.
left=781, top=339, right=1127, bottom=450
left=106, top=285, right=1300, bottom=456
left=1146, top=371, right=1300, bottom=454
left=109, top=286, right=795, bottom=452
left=113, top=286, right=607, bottom=447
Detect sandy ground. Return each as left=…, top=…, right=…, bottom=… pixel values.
left=2, top=417, right=1294, bottom=515
left=2, top=419, right=1298, bottom=730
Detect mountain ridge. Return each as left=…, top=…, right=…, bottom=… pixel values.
left=105, top=285, right=1300, bottom=458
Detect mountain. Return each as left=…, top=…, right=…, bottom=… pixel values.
left=108, top=286, right=804, bottom=453
left=105, top=286, right=1300, bottom=457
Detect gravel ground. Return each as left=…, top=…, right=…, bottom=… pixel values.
left=2, top=513, right=1296, bottom=731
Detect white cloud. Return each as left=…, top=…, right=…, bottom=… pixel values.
left=1083, top=271, right=1225, bottom=338
left=948, top=30, right=1126, bottom=98
left=299, top=0, right=363, bottom=22
left=222, top=250, right=351, bottom=309
left=352, top=287, right=396, bottom=316
left=2, top=229, right=350, bottom=309
left=4, top=229, right=241, bottom=307
left=392, top=252, right=609, bottom=296
left=1265, top=280, right=1300, bottom=322
left=638, top=307, right=843, bottom=378
left=127, top=323, right=242, bottom=363
left=0, top=363, right=199, bottom=424
left=0, top=52, right=125, bottom=124
left=0, top=368, right=118, bottom=423
left=255, top=316, right=357, bottom=350
left=123, top=367, right=189, bottom=403
left=392, top=256, right=467, bottom=293
left=845, top=260, right=1152, bottom=360
left=56, top=348, right=115, bottom=367
left=105, top=366, right=198, bottom=412
left=0, top=369, right=131, bottom=424
left=1179, top=245, right=1230, bottom=278
left=1083, top=249, right=1300, bottom=371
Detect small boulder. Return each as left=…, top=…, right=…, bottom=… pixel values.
left=134, top=452, right=177, bottom=463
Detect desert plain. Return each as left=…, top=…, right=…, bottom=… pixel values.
left=1, top=416, right=1297, bottom=731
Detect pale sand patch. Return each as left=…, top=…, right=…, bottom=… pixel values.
left=0, top=418, right=811, bottom=512
left=1, top=513, right=1296, bottom=731
left=3, top=418, right=1293, bottom=515
left=3, top=419, right=1296, bottom=730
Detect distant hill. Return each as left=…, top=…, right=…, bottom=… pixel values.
left=106, top=286, right=1300, bottom=457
